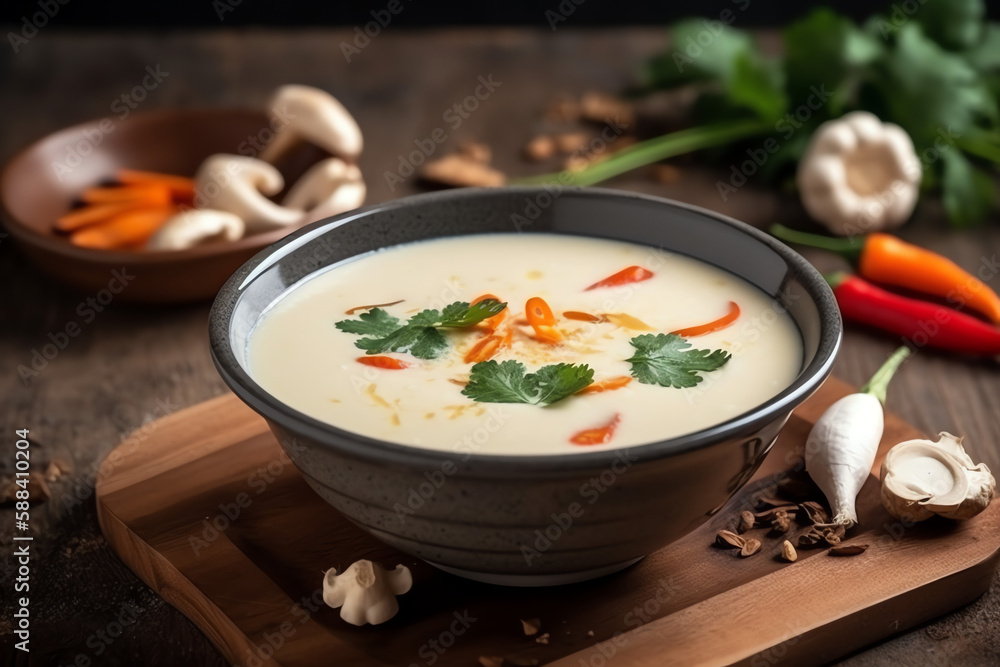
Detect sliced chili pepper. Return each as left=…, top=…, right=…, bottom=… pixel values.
left=525, top=296, right=563, bottom=343
left=585, top=266, right=654, bottom=291
left=563, top=310, right=605, bottom=323
left=345, top=299, right=404, bottom=315
left=577, top=376, right=632, bottom=394
left=772, top=225, right=1000, bottom=324
left=570, top=414, right=622, bottom=445
left=670, top=301, right=741, bottom=337
left=828, top=273, right=1000, bottom=356
left=464, top=334, right=504, bottom=363
left=472, top=293, right=508, bottom=331
left=356, top=356, right=411, bottom=369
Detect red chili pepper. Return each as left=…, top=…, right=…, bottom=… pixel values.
left=356, top=356, right=411, bottom=369
left=569, top=413, right=622, bottom=445
left=671, top=301, right=741, bottom=337
left=828, top=274, right=1000, bottom=356
left=585, top=266, right=654, bottom=291
left=772, top=225, right=1000, bottom=324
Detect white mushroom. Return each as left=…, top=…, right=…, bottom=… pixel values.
left=146, top=209, right=244, bottom=251
left=283, top=157, right=367, bottom=224
left=260, top=85, right=363, bottom=164
left=797, top=111, right=922, bottom=236
left=322, top=560, right=412, bottom=626
left=881, top=432, right=995, bottom=522
left=194, top=155, right=301, bottom=234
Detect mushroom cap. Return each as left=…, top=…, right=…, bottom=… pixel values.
left=194, top=154, right=302, bottom=233
left=283, top=157, right=367, bottom=224
left=268, top=84, right=363, bottom=159
left=146, top=209, right=244, bottom=251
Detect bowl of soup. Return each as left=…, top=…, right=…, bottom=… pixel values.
left=209, top=187, right=841, bottom=585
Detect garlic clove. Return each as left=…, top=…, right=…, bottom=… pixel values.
left=840, top=110, right=884, bottom=145
left=322, top=560, right=412, bottom=626
left=810, top=121, right=858, bottom=155
left=880, top=433, right=995, bottom=521
left=879, top=124, right=922, bottom=184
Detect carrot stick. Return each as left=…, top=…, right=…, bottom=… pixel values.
left=116, top=169, right=196, bottom=199
left=69, top=206, right=177, bottom=249
left=81, top=184, right=173, bottom=207
left=577, top=376, right=632, bottom=394
left=464, top=334, right=504, bottom=363
left=55, top=202, right=145, bottom=232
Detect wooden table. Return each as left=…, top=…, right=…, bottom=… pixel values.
left=1, top=28, right=998, bottom=666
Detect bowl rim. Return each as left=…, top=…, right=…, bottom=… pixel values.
left=210, top=186, right=842, bottom=474
left=0, top=107, right=301, bottom=265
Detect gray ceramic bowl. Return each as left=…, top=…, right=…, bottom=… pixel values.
left=209, top=187, right=841, bottom=586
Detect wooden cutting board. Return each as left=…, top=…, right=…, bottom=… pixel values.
left=95, top=378, right=1000, bottom=667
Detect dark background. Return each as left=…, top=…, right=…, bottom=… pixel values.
left=1, top=0, right=998, bottom=27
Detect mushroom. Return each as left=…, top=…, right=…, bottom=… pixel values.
left=283, top=157, right=366, bottom=225
left=322, top=560, right=412, bottom=626
left=881, top=432, right=995, bottom=521
left=146, top=209, right=244, bottom=251
left=194, top=154, right=301, bottom=234
left=259, top=85, right=363, bottom=164
left=797, top=111, right=922, bottom=236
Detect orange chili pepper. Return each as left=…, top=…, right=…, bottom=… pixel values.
left=671, top=301, right=741, bottom=337
left=472, top=293, right=508, bottom=331
left=570, top=414, right=621, bottom=445
left=525, top=296, right=563, bottom=343
left=585, top=266, right=654, bottom=291
left=356, top=356, right=411, bottom=370
left=464, top=334, right=504, bottom=363
left=772, top=225, right=1000, bottom=324
left=563, top=310, right=605, bottom=323
left=577, top=376, right=632, bottom=394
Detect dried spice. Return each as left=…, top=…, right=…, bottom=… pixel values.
left=738, top=510, right=756, bottom=533
left=829, top=544, right=869, bottom=557
left=740, top=538, right=762, bottom=557
left=754, top=505, right=798, bottom=523
left=799, top=501, right=831, bottom=525
left=520, top=618, right=540, bottom=637
left=535, top=633, right=550, bottom=645
left=781, top=540, right=798, bottom=562
left=770, top=510, right=792, bottom=534
left=716, top=530, right=746, bottom=549
left=796, top=529, right=825, bottom=549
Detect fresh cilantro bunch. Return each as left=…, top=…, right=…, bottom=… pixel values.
left=462, top=360, right=594, bottom=405
left=335, top=299, right=506, bottom=359
left=519, top=0, right=1000, bottom=226
left=626, top=334, right=731, bottom=388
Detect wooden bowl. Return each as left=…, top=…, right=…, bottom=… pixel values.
left=0, top=109, right=318, bottom=303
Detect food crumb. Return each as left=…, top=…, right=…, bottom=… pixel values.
left=478, top=657, right=504, bottom=667
left=534, top=632, right=550, bottom=645
left=424, top=412, right=435, bottom=420
left=520, top=618, right=540, bottom=636
left=390, top=413, right=401, bottom=426
left=586, top=630, right=595, bottom=638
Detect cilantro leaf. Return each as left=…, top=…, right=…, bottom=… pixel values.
left=626, top=334, right=731, bottom=389
left=941, top=149, right=995, bottom=227
left=335, top=299, right=507, bottom=360
left=911, top=0, right=984, bottom=52
left=334, top=308, right=401, bottom=337
left=462, top=360, right=594, bottom=406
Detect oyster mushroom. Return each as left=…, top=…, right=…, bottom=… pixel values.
left=283, top=157, right=366, bottom=224
left=881, top=432, right=995, bottom=521
left=797, top=111, right=922, bottom=236
left=322, top=560, right=412, bottom=626
left=146, top=209, right=244, bottom=251
left=260, top=84, right=363, bottom=164
left=194, top=155, right=301, bottom=234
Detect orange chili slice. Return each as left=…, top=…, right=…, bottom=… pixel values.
left=585, top=266, right=654, bottom=291
left=570, top=414, right=621, bottom=445
left=671, top=301, right=741, bottom=337
left=563, top=310, right=605, bottom=323
left=356, top=356, right=411, bottom=370
left=577, top=376, right=632, bottom=394
left=525, top=296, right=562, bottom=343
left=464, top=334, right=504, bottom=363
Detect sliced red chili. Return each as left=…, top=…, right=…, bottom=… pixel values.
left=356, top=356, right=411, bottom=370
left=525, top=296, right=563, bottom=343
left=570, top=414, right=622, bottom=445
left=585, top=266, right=653, bottom=291
left=671, top=301, right=741, bottom=337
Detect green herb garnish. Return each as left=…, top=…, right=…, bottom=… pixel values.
left=335, top=299, right=506, bottom=360
left=462, top=360, right=594, bottom=405
left=626, top=334, right=731, bottom=388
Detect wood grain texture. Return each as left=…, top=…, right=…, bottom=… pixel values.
left=1, top=27, right=999, bottom=667
left=94, top=378, right=1000, bottom=667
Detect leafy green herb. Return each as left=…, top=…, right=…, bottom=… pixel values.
left=462, top=360, right=594, bottom=405
left=336, top=299, right=506, bottom=360
left=626, top=334, right=731, bottom=388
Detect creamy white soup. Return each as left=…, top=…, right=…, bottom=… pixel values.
left=249, top=233, right=802, bottom=455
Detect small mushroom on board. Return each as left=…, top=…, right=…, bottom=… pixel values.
left=881, top=432, right=995, bottom=521
left=146, top=209, right=245, bottom=250
left=194, top=155, right=301, bottom=234
left=283, top=157, right=367, bottom=225
left=322, top=559, right=412, bottom=626
left=260, top=84, right=364, bottom=164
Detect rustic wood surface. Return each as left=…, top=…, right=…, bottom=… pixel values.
left=93, top=378, right=1000, bottom=667
left=0, top=27, right=998, bottom=666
